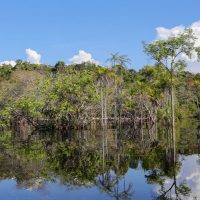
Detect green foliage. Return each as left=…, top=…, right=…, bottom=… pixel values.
left=0, top=64, right=13, bottom=80
left=0, top=34, right=200, bottom=130
left=144, top=29, right=199, bottom=72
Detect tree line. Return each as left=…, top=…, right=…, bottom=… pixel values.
left=0, top=29, right=200, bottom=133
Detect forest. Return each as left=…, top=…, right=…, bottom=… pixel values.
left=1, top=27, right=200, bottom=200
left=0, top=29, right=200, bottom=134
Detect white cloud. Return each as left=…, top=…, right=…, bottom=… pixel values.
left=156, top=25, right=185, bottom=40
left=0, top=60, right=16, bottom=67
left=69, top=50, right=99, bottom=64
left=25, top=48, right=41, bottom=64
left=155, top=20, right=200, bottom=73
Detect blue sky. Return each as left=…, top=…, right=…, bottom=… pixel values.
left=1, top=0, right=200, bottom=71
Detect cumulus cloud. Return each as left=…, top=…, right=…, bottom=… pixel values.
left=69, top=50, right=99, bottom=64
left=156, top=25, right=185, bottom=40
left=25, top=48, right=41, bottom=64
left=155, top=20, right=200, bottom=73
left=0, top=60, right=16, bottom=67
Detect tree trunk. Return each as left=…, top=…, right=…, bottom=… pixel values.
left=104, top=84, right=108, bottom=128
left=101, top=86, right=104, bottom=128
left=170, top=70, right=176, bottom=161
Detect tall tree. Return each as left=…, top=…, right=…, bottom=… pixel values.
left=97, top=68, right=116, bottom=128
left=144, top=29, right=200, bottom=154
left=107, top=53, right=131, bottom=123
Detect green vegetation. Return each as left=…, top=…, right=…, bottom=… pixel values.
left=0, top=29, right=200, bottom=132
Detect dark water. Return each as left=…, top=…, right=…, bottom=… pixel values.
left=0, top=120, right=200, bottom=200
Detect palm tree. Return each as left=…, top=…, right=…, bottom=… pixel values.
left=107, top=53, right=131, bottom=68
left=107, top=53, right=131, bottom=124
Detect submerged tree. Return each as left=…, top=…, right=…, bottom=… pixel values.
left=144, top=29, right=200, bottom=154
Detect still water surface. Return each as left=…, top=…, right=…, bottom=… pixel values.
left=0, top=121, right=199, bottom=200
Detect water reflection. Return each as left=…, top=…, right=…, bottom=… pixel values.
left=0, top=120, right=199, bottom=200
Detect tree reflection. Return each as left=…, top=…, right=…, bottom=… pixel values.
left=152, top=137, right=191, bottom=200
left=0, top=120, right=199, bottom=199
left=97, top=127, right=133, bottom=200
left=97, top=172, right=132, bottom=200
